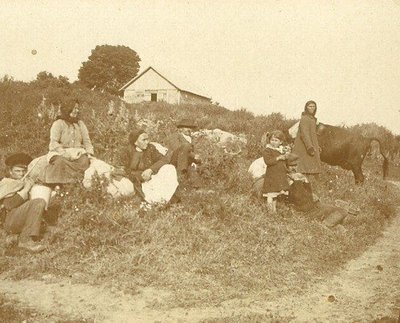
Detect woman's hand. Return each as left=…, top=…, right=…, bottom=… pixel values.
left=141, top=169, right=153, bottom=182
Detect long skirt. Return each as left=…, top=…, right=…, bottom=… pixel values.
left=41, top=155, right=90, bottom=184
left=4, top=199, right=46, bottom=240
left=142, top=164, right=179, bottom=204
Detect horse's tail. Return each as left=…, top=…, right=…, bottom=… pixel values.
left=368, top=137, right=389, bottom=180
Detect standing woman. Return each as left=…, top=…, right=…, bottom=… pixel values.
left=293, top=100, right=322, bottom=179
left=40, top=100, right=94, bottom=184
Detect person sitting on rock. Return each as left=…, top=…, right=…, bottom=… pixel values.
left=116, top=129, right=179, bottom=205
left=0, top=153, right=46, bottom=253
left=164, top=118, right=202, bottom=187
left=39, top=100, right=94, bottom=185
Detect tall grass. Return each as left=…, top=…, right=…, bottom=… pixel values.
left=0, top=78, right=399, bottom=308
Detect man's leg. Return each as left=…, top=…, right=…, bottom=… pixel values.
left=4, top=199, right=46, bottom=241
left=172, top=145, right=193, bottom=175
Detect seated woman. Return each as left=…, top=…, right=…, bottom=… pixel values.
left=117, top=129, right=178, bottom=205
left=40, top=100, right=94, bottom=184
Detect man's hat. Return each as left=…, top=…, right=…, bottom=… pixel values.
left=5, top=153, right=32, bottom=168
left=177, top=118, right=197, bottom=129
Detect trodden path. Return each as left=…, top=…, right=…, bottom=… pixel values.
left=1, top=183, right=400, bottom=322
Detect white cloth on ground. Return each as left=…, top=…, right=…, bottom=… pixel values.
left=83, top=158, right=134, bottom=198
left=248, top=157, right=267, bottom=180
left=142, top=164, right=178, bottom=204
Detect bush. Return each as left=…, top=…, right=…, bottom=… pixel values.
left=1, top=77, right=399, bottom=309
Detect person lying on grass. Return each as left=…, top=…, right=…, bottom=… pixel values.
left=115, top=129, right=179, bottom=206
left=0, top=153, right=46, bottom=253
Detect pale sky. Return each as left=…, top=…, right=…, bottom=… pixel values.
left=1, top=0, right=400, bottom=133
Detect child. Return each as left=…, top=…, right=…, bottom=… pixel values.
left=262, top=130, right=291, bottom=212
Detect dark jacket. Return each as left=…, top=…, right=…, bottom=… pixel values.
left=118, top=144, right=167, bottom=184
left=163, top=133, right=199, bottom=172
left=164, top=133, right=195, bottom=159
left=262, top=148, right=290, bottom=194
left=0, top=182, right=25, bottom=223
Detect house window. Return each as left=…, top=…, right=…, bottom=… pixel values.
left=151, top=93, right=157, bottom=102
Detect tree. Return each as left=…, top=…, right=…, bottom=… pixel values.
left=36, top=71, right=56, bottom=81
left=78, top=45, right=141, bottom=94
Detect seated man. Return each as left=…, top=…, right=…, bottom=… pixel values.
left=0, top=153, right=46, bottom=252
left=117, top=129, right=178, bottom=205
left=164, top=118, right=202, bottom=187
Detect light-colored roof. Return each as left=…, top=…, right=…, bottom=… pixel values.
left=119, top=66, right=211, bottom=100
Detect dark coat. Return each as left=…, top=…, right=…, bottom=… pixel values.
left=118, top=144, right=167, bottom=184
left=293, top=113, right=322, bottom=174
left=262, top=148, right=289, bottom=194
left=163, top=133, right=196, bottom=172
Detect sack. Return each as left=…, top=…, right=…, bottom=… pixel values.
left=288, top=121, right=300, bottom=139
left=248, top=157, right=267, bottom=180
left=107, top=177, right=134, bottom=198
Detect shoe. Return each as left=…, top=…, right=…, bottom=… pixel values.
left=18, top=240, right=46, bottom=253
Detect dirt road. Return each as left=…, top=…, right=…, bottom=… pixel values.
left=1, top=185, right=400, bottom=322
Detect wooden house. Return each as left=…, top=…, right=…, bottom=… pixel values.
left=119, top=66, right=211, bottom=105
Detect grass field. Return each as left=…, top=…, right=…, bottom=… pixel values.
left=1, top=80, right=400, bottom=310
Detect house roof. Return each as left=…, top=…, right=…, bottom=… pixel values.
left=119, top=66, right=211, bottom=100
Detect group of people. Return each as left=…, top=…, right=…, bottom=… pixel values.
left=0, top=100, right=202, bottom=252
left=257, top=100, right=322, bottom=212
left=0, top=99, right=322, bottom=252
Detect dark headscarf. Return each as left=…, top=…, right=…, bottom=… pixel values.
left=303, top=100, right=317, bottom=117
left=57, top=100, right=80, bottom=124
left=128, top=129, right=145, bottom=146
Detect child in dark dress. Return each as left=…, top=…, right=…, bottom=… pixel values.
left=262, top=130, right=291, bottom=212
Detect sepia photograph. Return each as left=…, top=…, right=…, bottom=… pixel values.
left=1, top=1, right=400, bottom=322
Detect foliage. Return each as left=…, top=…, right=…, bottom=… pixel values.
left=78, top=45, right=141, bottom=94
left=0, top=78, right=400, bottom=310
left=350, top=122, right=400, bottom=160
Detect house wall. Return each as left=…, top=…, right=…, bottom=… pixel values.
left=123, top=68, right=211, bottom=105
left=123, top=69, right=180, bottom=104
left=179, top=91, right=211, bottom=105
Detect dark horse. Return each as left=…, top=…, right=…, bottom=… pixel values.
left=316, top=123, right=388, bottom=184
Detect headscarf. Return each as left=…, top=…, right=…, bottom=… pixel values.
left=57, top=100, right=80, bottom=124
left=303, top=100, right=317, bottom=117
left=128, top=129, right=145, bottom=146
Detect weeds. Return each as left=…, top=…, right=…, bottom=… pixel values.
left=1, top=78, right=400, bottom=309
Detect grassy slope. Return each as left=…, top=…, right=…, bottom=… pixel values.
left=0, top=81, right=399, bottom=309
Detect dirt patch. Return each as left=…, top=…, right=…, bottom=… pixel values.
left=1, top=182, right=400, bottom=322
left=1, top=202, right=400, bottom=322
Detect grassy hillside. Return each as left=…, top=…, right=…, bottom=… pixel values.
left=1, top=79, right=399, bottom=308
